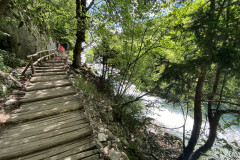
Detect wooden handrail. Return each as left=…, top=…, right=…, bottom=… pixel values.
left=27, top=48, right=56, bottom=58
left=22, top=48, right=57, bottom=75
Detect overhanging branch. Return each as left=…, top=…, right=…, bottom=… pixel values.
left=203, top=100, right=240, bottom=106
left=86, top=0, right=95, bottom=11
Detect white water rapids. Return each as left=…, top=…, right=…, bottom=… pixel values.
left=80, top=49, right=240, bottom=159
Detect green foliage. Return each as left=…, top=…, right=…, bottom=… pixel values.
left=3, top=0, right=238, bottom=158
left=7, top=0, right=77, bottom=43
left=2, top=53, right=26, bottom=68
left=113, top=100, right=144, bottom=129
left=0, top=53, right=7, bottom=72
left=74, top=75, right=98, bottom=97
left=0, top=49, right=25, bottom=70
left=68, top=50, right=73, bottom=61
left=85, top=48, right=94, bottom=64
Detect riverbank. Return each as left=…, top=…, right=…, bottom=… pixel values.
left=71, top=65, right=183, bottom=159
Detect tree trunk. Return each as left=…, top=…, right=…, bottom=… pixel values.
left=72, top=0, right=86, bottom=68
left=208, top=66, right=221, bottom=122
left=177, top=71, right=206, bottom=160
left=190, top=112, right=222, bottom=160
left=0, top=0, right=11, bottom=20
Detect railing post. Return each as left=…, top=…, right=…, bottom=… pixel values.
left=30, top=57, right=35, bottom=74
left=39, top=52, right=42, bottom=66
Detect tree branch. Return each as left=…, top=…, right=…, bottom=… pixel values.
left=218, top=109, right=240, bottom=114
left=86, top=0, right=95, bottom=11
left=203, top=100, right=240, bottom=106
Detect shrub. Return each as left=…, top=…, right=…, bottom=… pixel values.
left=69, top=50, right=73, bottom=61
left=0, top=49, right=26, bottom=68
left=75, top=75, right=98, bottom=97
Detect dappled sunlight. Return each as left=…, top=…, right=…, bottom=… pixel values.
left=0, top=113, right=10, bottom=123
left=44, top=122, right=65, bottom=132
left=0, top=54, right=97, bottom=159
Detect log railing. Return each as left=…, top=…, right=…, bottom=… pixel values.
left=22, top=48, right=57, bottom=75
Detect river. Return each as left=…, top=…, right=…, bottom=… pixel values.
left=80, top=50, right=240, bottom=159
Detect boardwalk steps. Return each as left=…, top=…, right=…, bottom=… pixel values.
left=32, top=71, right=66, bottom=76
left=0, top=56, right=99, bottom=160
left=26, top=79, right=72, bottom=91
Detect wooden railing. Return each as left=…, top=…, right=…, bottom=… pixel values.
left=22, top=48, right=57, bottom=75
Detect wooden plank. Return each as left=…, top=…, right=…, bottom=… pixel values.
left=72, top=149, right=100, bottom=160
left=15, top=100, right=79, bottom=114
left=15, top=99, right=78, bottom=114
left=1, top=119, right=89, bottom=141
left=16, top=95, right=78, bottom=112
left=26, top=79, right=72, bottom=91
left=30, top=57, right=35, bottom=74
left=32, top=72, right=66, bottom=77
left=82, top=154, right=100, bottom=160
left=30, top=75, right=68, bottom=82
left=35, top=66, right=64, bottom=70
left=17, top=111, right=81, bottom=126
left=2, top=115, right=88, bottom=140
left=35, top=69, right=66, bottom=73
left=41, top=63, right=65, bottom=67
left=19, top=86, right=77, bottom=104
left=3, top=111, right=84, bottom=135
left=0, top=127, right=92, bottom=160
left=18, top=137, right=93, bottom=160
left=0, top=123, right=90, bottom=148
left=49, top=141, right=97, bottom=160
left=7, top=101, right=82, bottom=123
left=22, top=62, right=31, bottom=75
left=27, top=49, right=56, bottom=58
left=45, top=59, right=64, bottom=63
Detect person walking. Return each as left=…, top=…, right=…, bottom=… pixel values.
left=59, top=44, right=65, bottom=57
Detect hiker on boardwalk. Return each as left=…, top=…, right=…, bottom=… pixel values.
left=58, top=44, right=65, bottom=57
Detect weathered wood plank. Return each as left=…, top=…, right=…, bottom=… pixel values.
left=7, top=101, right=82, bottom=123
left=0, top=127, right=92, bottom=160
left=16, top=95, right=78, bottom=112
left=45, top=60, right=65, bottom=63
left=41, top=63, right=65, bottom=67
left=82, top=154, right=100, bottom=160
left=35, top=69, right=66, bottom=73
left=49, top=141, right=97, bottom=160
left=32, top=72, right=66, bottom=77
left=2, top=111, right=84, bottom=136
left=20, top=86, right=76, bottom=104
left=15, top=100, right=79, bottom=114
left=71, top=149, right=100, bottom=160
left=0, top=123, right=90, bottom=148
left=26, top=79, right=72, bottom=91
left=18, top=137, right=93, bottom=160
left=15, top=99, right=78, bottom=114
left=0, top=56, right=97, bottom=160
left=2, top=116, right=88, bottom=140
left=30, top=75, right=68, bottom=83
left=35, top=66, right=64, bottom=70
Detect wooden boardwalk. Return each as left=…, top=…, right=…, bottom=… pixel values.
left=0, top=56, right=99, bottom=160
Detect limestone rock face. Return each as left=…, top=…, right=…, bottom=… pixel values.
left=0, top=9, right=56, bottom=58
